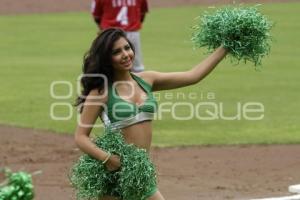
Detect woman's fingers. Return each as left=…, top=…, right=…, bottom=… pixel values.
left=105, top=155, right=121, bottom=171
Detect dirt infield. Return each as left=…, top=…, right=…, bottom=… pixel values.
left=1, top=124, right=300, bottom=200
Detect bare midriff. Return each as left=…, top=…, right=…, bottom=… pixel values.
left=120, top=121, right=152, bottom=153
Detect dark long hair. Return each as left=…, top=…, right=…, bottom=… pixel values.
left=75, top=28, right=135, bottom=111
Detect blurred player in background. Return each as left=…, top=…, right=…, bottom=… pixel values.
left=91, top=0, right=149, bottom=72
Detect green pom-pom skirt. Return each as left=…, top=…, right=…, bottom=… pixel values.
left=70, top=128, right=157, bottom=200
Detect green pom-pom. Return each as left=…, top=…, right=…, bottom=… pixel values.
left=0, top=169, right=34, bottom=200
left=70, top=131, right=124, bottom=199
left=118, top=144, right=156, bottom=200
left=70, top=129, right=157, bottom=200
left=191, top=5, right=273, bottom=67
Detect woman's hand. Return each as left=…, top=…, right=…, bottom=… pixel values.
left=105, top=154, right=121, bottom=172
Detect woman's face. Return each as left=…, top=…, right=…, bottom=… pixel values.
left=111, top=37, right=134, bottom=72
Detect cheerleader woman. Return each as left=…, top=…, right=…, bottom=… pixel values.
left=74, top=28, right=227, bottom=200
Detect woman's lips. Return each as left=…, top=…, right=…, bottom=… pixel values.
left=122, top=59, right=131, bottom=67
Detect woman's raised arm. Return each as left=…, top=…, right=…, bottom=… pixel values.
left=141, top=46, right=227, bottom=91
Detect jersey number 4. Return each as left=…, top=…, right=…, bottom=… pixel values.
left=116, top=6, right=129, bottom=26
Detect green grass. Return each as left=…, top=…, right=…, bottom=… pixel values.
left=0, top=3, right=299, bottom=146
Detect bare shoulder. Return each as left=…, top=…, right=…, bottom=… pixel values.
left=132, top=71, right=158, bottom=86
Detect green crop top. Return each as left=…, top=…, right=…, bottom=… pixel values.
left=101, top=73, right=158, bottom=129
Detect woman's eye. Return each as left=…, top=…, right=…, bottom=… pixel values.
left=125, top=45, right=131, bottom=50
left=112, top=50, right=120, bottom=55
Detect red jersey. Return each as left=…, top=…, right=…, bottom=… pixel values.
left=92, top=0, right=149, bottom=31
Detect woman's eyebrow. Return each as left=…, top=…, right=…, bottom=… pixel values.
left=112, top=47, right=121, bottom=52
left=112, top=47, right=120, bottom=51
left=113, top=44, right=129, bottom=51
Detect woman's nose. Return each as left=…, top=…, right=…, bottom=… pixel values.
left=122, top=50, right=129, bottom=58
